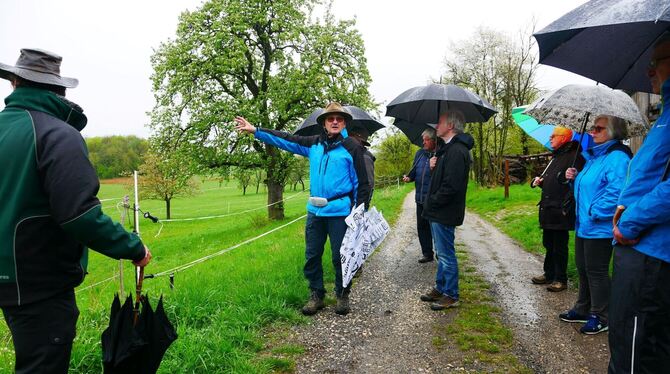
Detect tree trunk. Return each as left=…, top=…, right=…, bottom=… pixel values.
left=300, top=179, right=305, bottom=191
left=266, top=147, right=285, bottom=220
left=520, top=132, right=529, bottom=155
left=165, top=198, right=171, bottom=220
left=243, top=186, right=247, bottom=195
left=256, top=183, right=260, bottom=194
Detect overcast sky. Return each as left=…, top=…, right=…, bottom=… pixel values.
left=0, top=0, right=591, bottom=138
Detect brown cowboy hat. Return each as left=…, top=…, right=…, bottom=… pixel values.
left=316, top=102, right=353, bottom=125
left=0, top=48, right=78, bottom=88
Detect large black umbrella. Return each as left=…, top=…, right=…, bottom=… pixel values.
left=294, top=105, right=384, bottom=136
left=534, top=0, right=670, bottom=93
left=392, top=119, right=436, bottom=147
left=385, top=83, right=498, bottom=124
left=102, top=269, right=177, bottom=373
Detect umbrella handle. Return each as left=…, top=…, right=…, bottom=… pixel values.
left=133, top=266, right=145, bottom=325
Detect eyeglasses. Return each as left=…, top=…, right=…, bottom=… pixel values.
left=549, top=134, right=565, bottom=139
left=589, top=126, right=607, bottom=133
left=648, top=56, right=670, bottom=69
left=326, top=115, right=345, bottom=123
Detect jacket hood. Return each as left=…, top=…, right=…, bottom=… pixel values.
left=4, top=87, right=87, bottom=131
left=585, top=139, right=618, bottom=160
left=452, top=132, right=475, bottom=150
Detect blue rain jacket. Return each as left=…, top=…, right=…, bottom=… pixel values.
left=408, top=149, right=433, bottom=204
left=574, top=140, right=631, bottom=239
left=254, top=127, right=370, bottom=217
left=617, top=79, right=670, bottom=263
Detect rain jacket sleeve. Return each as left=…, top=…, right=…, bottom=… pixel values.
left=589, top=151, right=629, bottom=221
left=36, top=116, right=145, bottom=261
left=618, top=178, right=670, bottom=239
left=254, top=128, right=315, bottom=157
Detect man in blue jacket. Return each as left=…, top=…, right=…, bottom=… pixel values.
left=235, top=102, right=370, bottom=316
left=402, top=128, right=437, bottom=263
left=608, top=36, right=670, bottom=373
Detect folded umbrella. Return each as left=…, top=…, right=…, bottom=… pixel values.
left=294, top=105, right=384, bottom=136
left=533, top=0, right=670, bottom=93
left=385, top=83, right=498, bottom=125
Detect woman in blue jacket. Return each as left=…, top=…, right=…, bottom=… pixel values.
left=559, top=115, right=632, bottom=335
left=234, top=102, right=371, bottom=316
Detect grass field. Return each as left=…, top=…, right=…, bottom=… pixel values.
left=0, top=178, right=413, bottom=373
left=465, top=182, right=578, bottom=281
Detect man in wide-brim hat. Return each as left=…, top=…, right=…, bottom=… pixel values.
left=0, top=48, right=151, bottom=373
left=235, top=101, right=371, bottom=316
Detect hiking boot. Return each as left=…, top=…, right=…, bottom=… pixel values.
left=301, top=291, right=325, bottom=316
left=418, top=256, right=434, bottom=263
left=531, top=274, right=551, bottom=284
left=546, top=281, right=567, bottom=292
left=559, top=309, right=589, bottom=323
left=335, top=294, right=350, bottom=315
left=580, top=315, right=608, bottom=335
left=430, top=295, right=460, bottom=310
left=420, top=287, right=442, bottom=302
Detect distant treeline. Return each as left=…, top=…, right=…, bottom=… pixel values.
left=86, top=136, right=148, bottom=179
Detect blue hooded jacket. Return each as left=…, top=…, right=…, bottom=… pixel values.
left=254, top=127, right=371, bottom=217
left=573, top=140, right=631, bottom=239
left=408, top=149, right=433, bottom=204
left=616, top=79, right=670, bottom=263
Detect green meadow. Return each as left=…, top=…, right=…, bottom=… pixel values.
left=0, top=178, right=413, bottom=373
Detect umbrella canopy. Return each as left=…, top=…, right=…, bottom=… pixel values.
left=512, top=106, right=592, bottom=151
left=294, top=105, right=384, bottom=136
left=102, top=294, right=177, bottom=373
left=523, top=84, right=649, bottom=136
left=392, top=119, right=436, bottom=147
left=385, top=83, right=498, bottom=124
left=534, top=0, right=670, bottom=93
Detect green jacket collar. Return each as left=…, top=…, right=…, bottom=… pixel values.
left=4, top=87, right=87, bottom=131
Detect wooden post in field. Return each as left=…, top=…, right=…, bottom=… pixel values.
left=504, top=159, right=510, bottom=199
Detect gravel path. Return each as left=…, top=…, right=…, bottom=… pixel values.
left=459, top=212, right=609, bottom=373
left=291, top=193, right=610, bottom=373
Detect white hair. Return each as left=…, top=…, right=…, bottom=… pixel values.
left=441, top=110, right=465, bottom=133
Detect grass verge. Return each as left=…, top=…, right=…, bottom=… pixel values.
left=433, top=245, right=531, bottom=373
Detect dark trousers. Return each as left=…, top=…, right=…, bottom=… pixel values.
left=573, top=237, right=613, bottom=322
left=1, top=290, right=79, bottom=374
left=608, top=245, right=670, bottom=374
left=416, top=203, right=433, bottom=258
left=542, top=229, right=569, bottom=283
left=304, top=212, right=349, bottom=297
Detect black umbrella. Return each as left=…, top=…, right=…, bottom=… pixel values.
left=392, top=118, right=436, bottom=147
left=102, top=270, right=177, bottom=373
left=385, top=83, right=498, bottom=125
left=294, top=105, right=385, bottom=136
left=534, top=0, right=670, bottom=93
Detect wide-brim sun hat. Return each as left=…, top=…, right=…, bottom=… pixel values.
left=316, top=102, right=353, bottom=125
left=0, top=48, right=78, bottom=88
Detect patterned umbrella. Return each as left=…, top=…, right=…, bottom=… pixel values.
left=524, top=84, right=649, bottom=137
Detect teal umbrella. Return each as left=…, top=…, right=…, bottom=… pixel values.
left=512, top=106, right=592, bottom=151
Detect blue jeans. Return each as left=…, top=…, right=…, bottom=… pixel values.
left=304, top=213, right=349, bottom=297
left=430, top=222, right=458, bottom=300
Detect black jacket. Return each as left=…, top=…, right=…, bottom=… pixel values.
left=422, top=132, right=474, bottom=226
left=0, top=88, right=145, bottom=307
left=532, top=140, right=586, bottom=231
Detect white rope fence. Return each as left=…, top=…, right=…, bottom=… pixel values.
left=76, top=214, right=307, bottom=292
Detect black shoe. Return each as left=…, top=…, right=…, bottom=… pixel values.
left=418, top=256, right=434, bottom=263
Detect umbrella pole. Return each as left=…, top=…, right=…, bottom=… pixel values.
left=571, top=113, right=590, bottom=167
